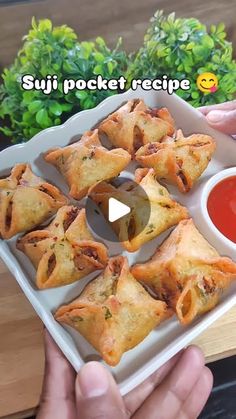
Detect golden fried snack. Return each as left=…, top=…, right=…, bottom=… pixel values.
left=17, top=206, right=108, bottom=289
left=99, top=99, right=175, bottom=155
left=131, top=219, right=236, bottom=325
left=44, top=129, right=131, bottom=200
left=89, top=168, right=189, bottom=252
left=55, top=256, right=170, bottom=366
left=135, top=130, right=216, bottom=193
left=0, top=164, right=68, bottom=239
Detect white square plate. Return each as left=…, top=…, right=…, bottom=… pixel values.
left=0, top=88, right=236, bottom=395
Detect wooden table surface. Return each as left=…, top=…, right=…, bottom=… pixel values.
left=0, top=258, right=236, bottom=419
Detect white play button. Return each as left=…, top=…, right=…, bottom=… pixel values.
left=108, top=197, right=131, bottom=222
left=86, top=176, right=151, bottom=242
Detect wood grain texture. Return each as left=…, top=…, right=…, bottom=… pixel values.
left=0, top=3, right=236, bottom=417
left=3, top=408, right=36, bottom=419
left=0, top=259, right=44, bottom=419
left=0, top=0, right=236, bottom=70
left=0, top=257, right=236, bottom=418
left=194, top=305, right=236, bottom=363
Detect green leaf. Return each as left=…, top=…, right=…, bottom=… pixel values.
left=95, top=37, right=106, bottom=47
left=28, top=100, right=42, bottom=114
left=36, top=108, right=49, bottom=126
left=23, top=111, right=33, bottom=123
left=60, top=103, right=73, bottom=112
left=192, top=45, right=208, bottom=59
left=0, top=126, right=13, bottom=136
left=22, top=91, right=35, bottom=105
left=94, top=52, right=104, bottom=62
left=216, top=22, right=225, bottom=33
left=211, top=24, right=216, bottom=34
left=202, top=35, right=214, bottom=49
left=75, top=91, right=88, bottom=100
left=82, top=97, right=94, bottom=109
left=93, top=64, right=103, bottom=75
left=29, top=127, right=41, bottom=137
left=31, top=16, right=37, bottom=31
left=126, top=10, right=236, bottom=108
left=191, top=91, right=200, bottom=99
left=49, top=101, right=62, bottom=116
left=38, top=19, right=52, bottom=32
left=107, top=61, right=115, bottom=74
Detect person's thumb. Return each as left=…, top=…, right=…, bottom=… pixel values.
left=206, top=109, right=236, bottom=135
left=75, top=361, right=127, bottom=419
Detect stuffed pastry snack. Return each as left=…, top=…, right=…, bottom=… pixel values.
left=135, top=130, right=216, bottom=193
left=55, top=256, right=170, bottom=366
left=99, top=99, right=175, bottom=155
left=0, top=164, right=68, bottom=239
left=131, top=219, right=236, bottom=325
left=17, top=205, right=108, bottom=289
left=44, top=129, right=131, bottom=200
left=89, top=168, right=189, bottom=252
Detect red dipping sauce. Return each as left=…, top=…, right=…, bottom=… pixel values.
left=207, top=176, right=236, bottom=243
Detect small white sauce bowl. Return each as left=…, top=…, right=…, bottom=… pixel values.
left=200, top=167, right=236, bottom=260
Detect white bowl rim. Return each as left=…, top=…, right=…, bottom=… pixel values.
left=201, top=167, right=236, bottom=249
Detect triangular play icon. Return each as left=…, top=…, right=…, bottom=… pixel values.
left=108, top=197, right=131, bottom=222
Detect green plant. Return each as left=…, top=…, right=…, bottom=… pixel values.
left=0, top=18, right=128, bottom=143
left=126, top=11, right=236, bottom=107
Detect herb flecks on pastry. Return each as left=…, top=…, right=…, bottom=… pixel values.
left=17, top=205, right=108, bottom=289
left=44, top=129, right=131, bottom=200
left=99, top=99, right=175, bottom=155
left=131, top=219, right=236, bottom=325
left=89, top=168, right=189, bottom=252
left=135, top=130, right=216, bottom=193
left=0, top=164, right=68, bottom=239
left=55, top=256, right=170, bottom=366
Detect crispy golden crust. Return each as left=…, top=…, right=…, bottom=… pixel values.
left=0, top=164, right=68, bottom=239
left=135, top=130, right=216, bottom=193
left=44, top=129, right=131, bottom=200
left=99, top=99, right=175, bottom=155
left=17, top=206, right=108, bottom=289
left=55, top=256, right=171, bottom=366
left=131, top=219, right=236, bottom=325
left=89, top=168, right=189, bottom=252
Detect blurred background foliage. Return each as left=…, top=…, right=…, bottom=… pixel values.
left=1, top=11, right=236, bottom=143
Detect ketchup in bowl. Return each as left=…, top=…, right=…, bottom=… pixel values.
left=207, top=176, right=236, bottom=243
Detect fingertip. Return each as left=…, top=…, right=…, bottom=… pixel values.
left=198, top=106, right=208, bottom=115
left=44, top=328, right=52, bottom=344
left=182, top=345, right=205, bottom=368
left=75, top=361, right=126, bottom=419
left=43, top=329, right=55, bottom=360
left=202, top=366, right=214, bottom=390
left=43, top=328, right=73, bottom=372
left=76, top=360, right=107, bottom=378
left=205, top=109, right=236, bottom=135
left=77, top=360, right=108, bottom=380
left=44, top=329, right=60, bottom=355
left=206, top=110, right=224, bottom=123
left=82, top=360, right=105, bottom=369
left=76, top=361, right=110, bottom=398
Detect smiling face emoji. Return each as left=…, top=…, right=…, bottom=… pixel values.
left=197, top=72, right=218, bottom=93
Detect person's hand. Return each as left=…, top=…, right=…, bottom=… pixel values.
left=36, top=330, right=213, bottom=419
left=199, top=100, right=236, bottom=135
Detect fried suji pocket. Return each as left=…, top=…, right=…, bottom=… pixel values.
left=89, top=168, right=189, bottom=252
left=135, top=130, right=216, bottom=193
left=0, top=164, right=68, bottom=239
left=131, top=219, right=236, bottom=325
left=17, top=205, right=108, bottom=289
left=55, top=256, right=170, bottom=366
left=44, top=129, right=131, bottom=200
left=99, top=99, right=175, bottom=155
